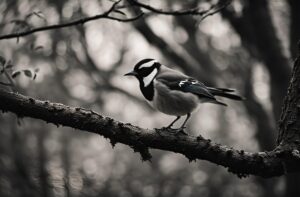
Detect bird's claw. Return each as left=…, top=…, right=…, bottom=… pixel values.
left=174, top=128, right=188, bottom=135
left=154, top=127, right=166, bottom=136
left=156, top=127, right=188, bottom=135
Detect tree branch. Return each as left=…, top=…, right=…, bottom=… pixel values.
left=128, top=0, right=232, bottom=17
left=0, top=81, right=12, bottom=86
left=0, top=0, right=232, bottom=41
left=1, top=87, right=300, bottom=178
left=0, top=1, right=143, bottom=40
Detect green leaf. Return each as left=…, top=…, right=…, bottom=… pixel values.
left=23, top=69, right=32, bottom=78
left=12, top=71, right=21, bottom=78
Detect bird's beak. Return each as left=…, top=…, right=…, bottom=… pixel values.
left=124, top=71, right=138, bottom=76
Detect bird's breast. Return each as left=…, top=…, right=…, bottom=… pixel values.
left=151, top=81, right=199, bottom=116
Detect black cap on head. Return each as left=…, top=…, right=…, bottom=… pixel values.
left=134, top=58, right=155, bottom=70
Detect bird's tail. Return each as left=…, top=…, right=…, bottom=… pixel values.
left=208, top=87, right=245, bottom=101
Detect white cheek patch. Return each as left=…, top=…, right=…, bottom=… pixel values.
left=143, top=68, right=158, bottom=87
left=139, top=60, right=156, bottom=69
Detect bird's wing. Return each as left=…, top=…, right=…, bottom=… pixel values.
left=156, top=66, right=227, bottom=105
left=157, top=77, right=215, bottom=100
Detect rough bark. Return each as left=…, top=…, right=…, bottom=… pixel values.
left=278, top=56, right=300, bottom=148
left=277, top=54, right=300, bottom=197
left=0, top=73, right=299, bottom=178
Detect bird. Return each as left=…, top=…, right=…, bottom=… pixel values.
left=125, top=58, right=244, bottom=132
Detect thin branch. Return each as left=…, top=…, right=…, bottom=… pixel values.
left=105, top=13, right=143, bottom=22
left=197, top=0, right=233, bottom=23
left=2, top=65, right=16, bottom=91
left=0, top=87, right=300, bottom=178
left=0, top=1, right=143, bottom=40
left=3, top=69, right=15, bottom=87
left=0, top=0, right=232, bottom=40
left=128, top=0, right=232, bottom=17
left=128, top=0, right=207, bottom=16
left=0, top=81, right=12, bottom=86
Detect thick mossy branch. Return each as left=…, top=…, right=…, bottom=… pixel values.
left=1, top=88, right=300, bottom=178
left=0, top=53, right=300, bottom=178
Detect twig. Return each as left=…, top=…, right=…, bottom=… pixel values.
left=3, top=70, right=15, bottom=87
left=0, top=0, right=232, bottom=40
left=104, top=13, right=143, bottom=22
left=128, top=0, right=232, bottom=17
left=0, top=1, right=143, bottom=40
left=128, top=0, right=207, bottom=16
left=197, top=0, right=233, bottom=23
left=2, top=67, right=16, bottom=92
left=0, top=81, right=12, bottom=86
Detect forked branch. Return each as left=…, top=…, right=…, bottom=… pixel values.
left=0, top=0, right=232, bottom=40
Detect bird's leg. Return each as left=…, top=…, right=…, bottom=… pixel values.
left=180, top=113, right=191, bottom=129
left=168, top=114, right=191, bottom=135
left=155, top=116, right=181, bottom=134
left=157, top=115, right=190, bottom=135
left=166, top=116, right=181, bottom=129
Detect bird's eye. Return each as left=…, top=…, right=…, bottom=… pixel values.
left=138, top=67, right=147, bottom=72
left=139, top=67, right=153, bottom=76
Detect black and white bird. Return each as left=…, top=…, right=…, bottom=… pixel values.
left=125, top=59, right=244, bottom=131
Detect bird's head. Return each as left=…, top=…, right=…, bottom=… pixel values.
left=125, top=58, right=161, bottom=87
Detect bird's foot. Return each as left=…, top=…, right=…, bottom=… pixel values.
left=162, top=126, right=173, bottom=130
left=155, top=127, right=172, bottom=134
left=156, top=127, right=188, bottom=135
left=173, top=127, right=188, bottom=135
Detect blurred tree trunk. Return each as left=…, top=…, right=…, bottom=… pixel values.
left=222, top=0, right=291, bottom=120
left=37, top=128, right=53, bottom=197
left=286, top=2, right=300, bottom=196
left=223, top=1, right=294, bottom=195
left=0, top=117, right=9, bottom=197
left=288, top=0, right=300, bottom=59
left=243, top=65, right=278, bottom=197
left=61, top=134, right=71, bottom=197
left=10, top=118, right=38, bottom=197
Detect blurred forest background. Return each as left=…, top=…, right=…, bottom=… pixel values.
left=0, top=0, right=299, bottom=197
